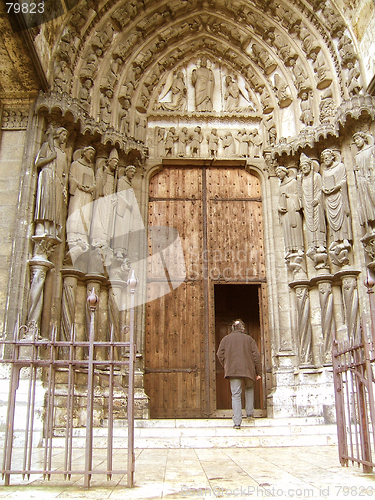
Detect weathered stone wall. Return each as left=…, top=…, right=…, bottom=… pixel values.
left=0, top=122, right=28, bottom=334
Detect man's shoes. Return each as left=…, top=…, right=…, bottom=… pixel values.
left=233, top=424, right=241, bottom=429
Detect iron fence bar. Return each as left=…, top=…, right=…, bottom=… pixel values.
left=0, top=338, right=134, bottom=346
left=2, top=469, right=130, bottom=475
left=3, top=365, right=20, bottom=485
left=43, top=325, right=56, bottom=480
left=349, top=347, right=360, bottom=466
left=0, top=359, right=132, bottom=367
left=107, top=324, right=114, bottom=481
left=357, top=369, right=372, bottom=472
left=332, top=340, right=348, bottom=466
left=364, top=325, right=375, bottom=457
left=25, top=325, right=40, bottom=478
left=2, top=320, right=21, bottom=485
left=127, top=270, right=137, bottom=488
left=84, top=289, right=98, bottom=489
left=347, top=359, right=360, bottom=465
left=64, top=325, right=75, bottom=480
left=25, top=360, right=37, bottom=479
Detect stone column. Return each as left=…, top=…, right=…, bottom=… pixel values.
left=26, top=236, right=58, bottom=338
left=316, top=277, right=335, bottom=365
left=291, top=281, right=313, bottom=367
left=108, top=279, right=127, bottom=360
left=338, top=270, right=361, bottom=344
left=60, top=269, right=85, bottom=342
left=85, top=275, right=107, bottom=362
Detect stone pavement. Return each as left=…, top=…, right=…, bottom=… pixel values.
left=1, top=445, right=375, bottom=500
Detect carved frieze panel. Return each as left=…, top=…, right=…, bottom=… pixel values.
left=1, top=108, right=29, bottom=130
left=149, top=120, right=263, bottom=160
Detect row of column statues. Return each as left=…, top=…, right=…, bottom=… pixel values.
left=27, top=128, right=137, bottom=334
left=32, top=130, right=136, bottom=269
left=66, top=147, right=136, bottom=271
left=277, top=130, right=375, bottom=273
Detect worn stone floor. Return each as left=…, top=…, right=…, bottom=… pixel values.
left=1, top=446, right=374, bottom=499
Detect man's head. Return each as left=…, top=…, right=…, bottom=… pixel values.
left=231, top=319, right=245, bottom=332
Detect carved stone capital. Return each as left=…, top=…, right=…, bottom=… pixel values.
left=286, top=252, right=307, bottom=279
left=307, top=247, right=329, bottom=270
left=328, top=240, right=351, bottom=268
left=32, top=235, right=61, bottom=260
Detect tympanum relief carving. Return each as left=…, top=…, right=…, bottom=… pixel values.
left=154, top=59, right=257, bottom=115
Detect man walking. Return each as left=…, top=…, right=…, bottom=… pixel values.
left=217, top=319, right=262, bottom=429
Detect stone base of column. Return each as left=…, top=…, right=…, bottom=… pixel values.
left=267, top=366, right=335, bottom=421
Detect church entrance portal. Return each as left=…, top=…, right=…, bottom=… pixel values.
left=144, top=164, right=268, bottom=418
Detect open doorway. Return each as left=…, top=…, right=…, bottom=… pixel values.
left=214, top=284, right=263, bottom=411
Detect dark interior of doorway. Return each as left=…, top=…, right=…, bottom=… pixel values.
left=214, top=284, right=262, bottom=411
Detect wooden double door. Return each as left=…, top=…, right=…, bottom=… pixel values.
left=144, top=165, right=267, bottom=418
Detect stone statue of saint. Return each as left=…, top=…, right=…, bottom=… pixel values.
left=207, top=129, right=219, bottom=157
left=309, top=51, right=332, bottom=90
left=159, top=71, right=187, bottom=111
left=273, top=73, right=292, bottom=108
left=34, top=127, right=69, bottom=240
left=353, top=131, right=375, bottom=232
left=299, top=91, right=314, bottom=127
left=189, top=126, right=203, bottom=157
left=288, top=56, right=309, bottom=94
left=177, top=127, right=188, bottom=157
left=251, top=129, right=262, bottom=158
left=264, top=115, right=277, bottom=146
left=220, top=132, right=236, bottom=157
left=321, top=148, right=352, bottom=252
left=79, top=78, right=93, bottom=111
left=346, top=62, right=362, bottom=97
left=100, top=88, right=113, bottom=124
left=191, top=56, right=215, bottom=111
left=113, top=165, right=136, bottom=260
left=53, top=60, right=72, bottom=94
left=164, top=127, right=177, bottom=157
left=276, top=166, right=304, bottom=257
left=299, top=153, right=327, bottom=264
left=224, top=75, right=240, bottom=112
left=66, top=146, right=96, bottom=253
left=252, top=43, right=277, bottom=75
left=90, top=148, right=119, bottom=255
left=236, top=129, right=251, bottom=158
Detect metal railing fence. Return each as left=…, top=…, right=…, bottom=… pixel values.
left=0, top=285, right=136, bottom=488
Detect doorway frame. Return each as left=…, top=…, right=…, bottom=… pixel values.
left=209, top=280, right=269, bottom=416
left=144, top=160, right=270, bottom=417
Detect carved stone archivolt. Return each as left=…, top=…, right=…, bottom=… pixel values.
left=36, top=0, right=357, bottom=158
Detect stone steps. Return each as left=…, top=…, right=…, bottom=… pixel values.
left=48, top=416, right=338, bottom=449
